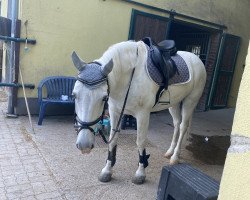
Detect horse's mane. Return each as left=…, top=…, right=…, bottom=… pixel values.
left=96, top=40, right=146, bottom=74
left=94, top=40, right=147, bottom=90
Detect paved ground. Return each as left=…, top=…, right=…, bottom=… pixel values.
left=0, top=89, right=234, bottom=199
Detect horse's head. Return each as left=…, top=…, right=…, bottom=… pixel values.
left=71, top=51, right=113, bottom=153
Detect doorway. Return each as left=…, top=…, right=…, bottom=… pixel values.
left=168, top=22, right=211, bottom=64
left=168, top=21, right=222, bottom=110
left=129, top=9, right=239, bottom=111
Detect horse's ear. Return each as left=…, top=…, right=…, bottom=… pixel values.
left=102, top=59, right=113, bottom=76
left=71, top=51, right=87, bottom=71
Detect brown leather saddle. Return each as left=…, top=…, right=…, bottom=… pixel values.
left=142, top=37, right=178, bottom=90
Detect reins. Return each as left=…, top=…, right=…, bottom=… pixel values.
left=74, top=68, right=135, bottom=144
left=107, top=68, right=135, bottom=144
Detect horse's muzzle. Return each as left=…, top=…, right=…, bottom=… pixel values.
left=80, top=146, right=94, bottom=154
left=76, top=143, right=94, bottom=154
left=76, top=130, right=95, bottom=153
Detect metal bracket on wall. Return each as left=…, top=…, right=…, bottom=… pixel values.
left=0, top=82, right=35, bottom=89
left=0, top=35, right=36, bottom=44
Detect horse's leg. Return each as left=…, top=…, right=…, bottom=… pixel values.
left=132, top=111, right=150, bottom=185
left=99, top=109, right=119, bottom=182
left=184, top=115, right=193, bottom=141
left=170, top=97, right=197, bottom=165
left=164, top=104, right=181, bottom=159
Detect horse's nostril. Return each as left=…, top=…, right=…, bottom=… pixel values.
left=91, top=144, right=94, bottom=149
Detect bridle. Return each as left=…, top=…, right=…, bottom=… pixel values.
left=74, top=62, right=135, bottom=144
left=74, top=78, right=110, bottom=143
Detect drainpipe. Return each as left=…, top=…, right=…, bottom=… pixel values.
left=7, top=0, right=18, bottom=115
left=166, top=9, right=176, bottom=39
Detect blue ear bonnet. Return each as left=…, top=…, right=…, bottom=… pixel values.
left=77, top=62, right=107, bottom=88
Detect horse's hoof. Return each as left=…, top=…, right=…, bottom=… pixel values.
left=98, top=173, right=112, bottom=182
left=132, top=176, right=146, bottom=185
left=164, top=151, right=173, bottom=159
left=169, top=157, right=179, bottom=165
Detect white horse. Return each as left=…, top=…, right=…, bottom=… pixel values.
left=71, top=40, right=206, bottom=184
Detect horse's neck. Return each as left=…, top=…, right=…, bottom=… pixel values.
left=97, top=42, right=140, bottom=96
left=108, top=58, right=135, bottom=98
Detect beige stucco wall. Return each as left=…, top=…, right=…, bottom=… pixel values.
left=17, top=0, right=173, bottom=99
left=218, top=41, right=250, bottom=200
left=1, top=0, right=249, bottom=107
left=17, top=0, right=137, bottom=98
left=0, top=0, right=8, bottom=17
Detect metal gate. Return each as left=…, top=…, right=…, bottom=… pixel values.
left=209, top=34, right=240, bottom=108
left=180, top=33, right=210, bottom=64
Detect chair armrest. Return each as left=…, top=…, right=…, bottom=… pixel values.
left=37, top=77, right=50, bottom=105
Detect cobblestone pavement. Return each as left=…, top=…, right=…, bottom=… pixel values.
left=0, top=88, right=233, bottom=199
left=0, top=90, right=65, bottom=199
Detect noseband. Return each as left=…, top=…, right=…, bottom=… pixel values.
left=74, top=63, right=135, bottom=144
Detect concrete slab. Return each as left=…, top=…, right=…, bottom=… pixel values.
left=191, top=109, right=235, bottom=137
left=0, top=87, right=234, bottom=199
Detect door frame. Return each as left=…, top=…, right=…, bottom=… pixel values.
left=208, top=33, right=241, bottom=109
